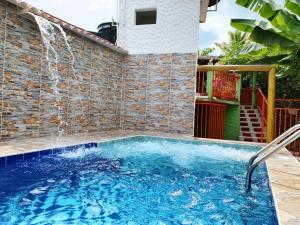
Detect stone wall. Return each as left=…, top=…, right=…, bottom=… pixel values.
left=121, top=53, right=197, bottom=134
left=0, top=0, right=124, bottom=140
left=0, top=0, right=197, bottom=140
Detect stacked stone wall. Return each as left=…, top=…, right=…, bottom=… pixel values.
left=0, top=0, right=197, bottom=140
left=0, top=0, right=124, bottom=140
left=122, top=53, right=197, bottom=134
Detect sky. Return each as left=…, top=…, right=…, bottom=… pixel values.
left=25, top=0, right=284, bottom=53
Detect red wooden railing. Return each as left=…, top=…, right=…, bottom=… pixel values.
left=195, top=102, right=226, bottom=139
left=241, top=87, right=252, bottom=105
left=212, top=72, right=239, bottom=101
left=275, top=99, right=300, bottom=157
left=196, top=71, right=207, bottom=96
left=256, top=90, right=300, bottom=156
left=256, top=88, right=268, bottom=143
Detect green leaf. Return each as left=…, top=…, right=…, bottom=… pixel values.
left=240, top=42, right=264, bottom=54
left=280, top=49, right=300, bottom=64
left=249, top=26, right=296, bottom=48
left=235, top=0, right=300, bottom=40
left=231, top=19, right=297, bottom=47
left=231, top=19, right=271, bottom=32
left=285, top=0, right=300, bottom=16
left=270, top=10, right=300, bottom=39
left=249, top=54, right=288, bottom=64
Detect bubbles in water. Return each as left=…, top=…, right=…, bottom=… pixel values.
left=29, top=186, right=49, bottom=195
left=99, top=140, right=256, bottom=168
left=170, top=190, right=183, bottom=197
left=59, top=147, right=100, bottom=159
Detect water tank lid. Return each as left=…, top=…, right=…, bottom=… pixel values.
left=208, top=0, right=221, bottom=7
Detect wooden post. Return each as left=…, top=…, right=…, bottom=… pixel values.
left=252, top=73, right=257, bottom=107
left=207, top=71, right=213, bottom=99
left=267, top=67, right=276, bottom=143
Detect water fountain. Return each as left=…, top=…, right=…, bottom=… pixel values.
left=25, top=13, right=85, bottom=139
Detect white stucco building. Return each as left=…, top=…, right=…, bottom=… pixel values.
left=117, top=0, right=211, bottom=54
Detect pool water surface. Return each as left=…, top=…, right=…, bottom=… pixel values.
left=0, top=137, right=278, bottom=224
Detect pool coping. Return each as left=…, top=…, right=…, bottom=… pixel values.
left=0, top=132, right=299, bottom=224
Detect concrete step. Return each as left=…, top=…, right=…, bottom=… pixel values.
left=240, top=122, right=262, bottom=129
left=240, top=131, right=266, bottom=138
left=239, top=136, right=266, bottom=142
left=239, top=105, right=266, bottom=143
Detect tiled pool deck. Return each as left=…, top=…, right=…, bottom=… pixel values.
left=0, top=130, right=299, bottom=225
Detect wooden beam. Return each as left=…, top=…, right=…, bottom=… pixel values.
left=200, top=0, right=209, bottom=23
left=266, top=67, right=276, bottom=143
left=198, top=65, right=275, bottom=72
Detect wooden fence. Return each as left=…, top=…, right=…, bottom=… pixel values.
left=194, top=102, right=227, bottom=139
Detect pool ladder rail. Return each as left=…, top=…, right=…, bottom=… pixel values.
left=245, top=124, right=300, bottom=192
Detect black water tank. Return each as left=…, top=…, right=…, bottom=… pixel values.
left=209, top=0, right=221, bottom=7
left=97, top=22, right=117, bottom=44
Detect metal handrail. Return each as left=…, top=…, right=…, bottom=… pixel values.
left=247, top=124, right=300, bottom=168
left=245, top=124, right=300, bottom=191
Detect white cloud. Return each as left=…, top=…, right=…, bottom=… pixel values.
left=25, top=0, right=118, bottom=31
left=87, top=0, right=116, bottom=12
left=199, top=0, right=258, bottom=49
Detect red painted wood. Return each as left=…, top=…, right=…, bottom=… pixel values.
left=194, top=102, right=226, bottom=139
left=212, top=71, right=240, bottom=101
left=241, top=87, right=252, bottom=105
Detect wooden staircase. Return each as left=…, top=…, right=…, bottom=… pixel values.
left=240, top=105, right=266, bottom=142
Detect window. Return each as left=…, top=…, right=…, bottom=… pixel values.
left=136, top=9, right=157, bottom=25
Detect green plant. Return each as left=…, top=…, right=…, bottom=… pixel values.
left=231, top=0, right=300, bottom=75
left=230, top=0, right=300, bottom=98
left=215, top=31, right=250, bottom=64
left=199, top=47, right=215, bottom=56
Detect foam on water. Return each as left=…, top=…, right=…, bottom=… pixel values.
left=98, top=139, right=256, bottom=167
left=58, top=139, right=255, bottom=166
left=59, top=147, right=100, bottom=159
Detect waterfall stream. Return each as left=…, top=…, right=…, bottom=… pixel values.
left=26, top=13, right=84, bottom=138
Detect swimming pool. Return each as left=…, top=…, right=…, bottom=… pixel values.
left=0, top=136, right=278, bottom=224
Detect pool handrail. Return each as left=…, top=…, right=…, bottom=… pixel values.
left=245, top=124, right=300, bottom=191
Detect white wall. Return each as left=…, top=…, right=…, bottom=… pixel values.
left=118, top=0, right=200, bottom=54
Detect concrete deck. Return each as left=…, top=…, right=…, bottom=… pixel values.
left=0, top=130, right=299, bottom=225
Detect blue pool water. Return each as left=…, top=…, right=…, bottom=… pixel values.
left=0, top=137, right=277, bottom=224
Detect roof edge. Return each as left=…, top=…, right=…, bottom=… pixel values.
left=5, top=0, right=128, bottom=55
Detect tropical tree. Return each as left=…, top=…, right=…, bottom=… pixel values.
left=198, top=47, right=215, bottom=56
left=230, top=0, right=300, bottom=98
left=215, top=31, right=250, bottom=64
left=231, top=0, right=300, bottom=75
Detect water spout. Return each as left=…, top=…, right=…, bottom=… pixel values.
left=23, top=12, right=85, bottom=138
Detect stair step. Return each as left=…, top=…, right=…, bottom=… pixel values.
left=240, top=122, right=248, bottom=126
left=250, top=118, right=259, bottom=122
left=243, top=137, right=256, bottom=142
left=251, top=122, right=261, bottom=127
left=239, top=105, right=265, bottom=143
left=241, top=127, right=249, bottom=132
left=239, top=136, right=266, bottom=143
left=248, top=113, right=258, bottom=118
left=241, top=131, right=265, bottom=137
